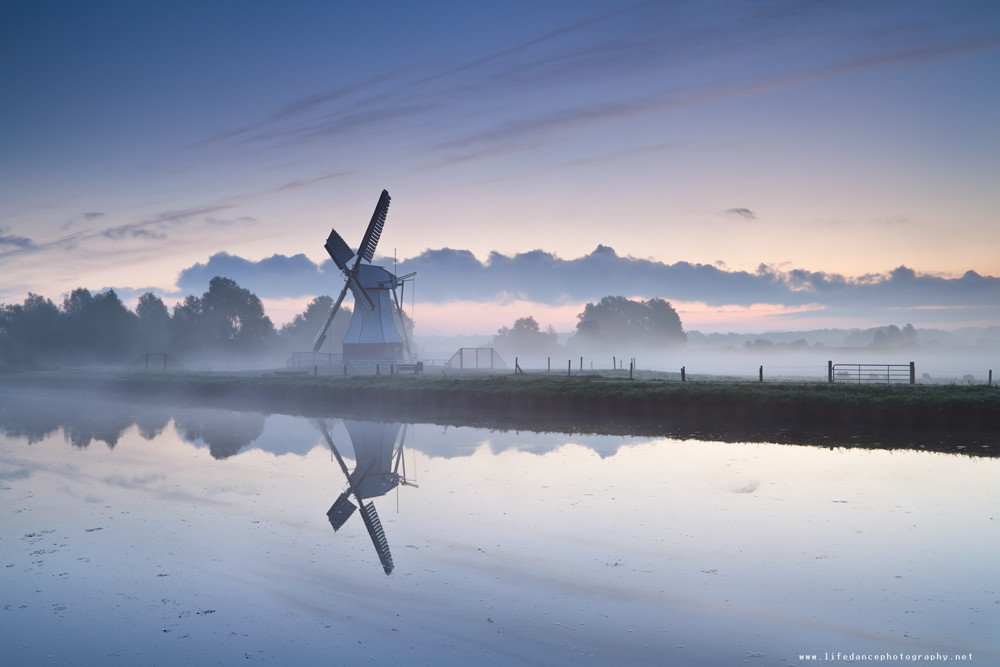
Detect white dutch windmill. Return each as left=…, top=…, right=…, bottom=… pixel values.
left=312, top=190, right=415, bottom=363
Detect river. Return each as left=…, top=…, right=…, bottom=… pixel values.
left=1, top=390, right=996, bottom=666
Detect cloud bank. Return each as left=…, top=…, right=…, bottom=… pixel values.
left=172, top=246, right=999, bottom=320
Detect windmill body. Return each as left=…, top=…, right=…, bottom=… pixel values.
left=341, top=264, right=408, bottom=362
left=312, top=189, right=414, bottom=364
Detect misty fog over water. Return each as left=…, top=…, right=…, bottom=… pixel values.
left=2, top=390, right=997, bottom=665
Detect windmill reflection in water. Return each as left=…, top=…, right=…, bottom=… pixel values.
left=315, top=420, right=417, bottom=575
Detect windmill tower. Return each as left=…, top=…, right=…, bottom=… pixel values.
left=312, top=190, right=415, bottom=363
left=315, top=419, right=417, bottom=575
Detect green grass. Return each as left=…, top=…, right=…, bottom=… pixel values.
left=2, top=366, right=997, bottom=414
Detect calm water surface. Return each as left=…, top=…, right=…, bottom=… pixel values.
left=1, top=392, right=997, bottom=666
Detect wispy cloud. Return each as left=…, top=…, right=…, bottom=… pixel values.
left=178, top=1, right=1000, bottom=176
left=98, top=204, right=236, bottom=240
left=0, top=230, right=36, bottom=251
left=272, top=172, right=351, bottom=193
left=726, top=208, right=756, bottom=220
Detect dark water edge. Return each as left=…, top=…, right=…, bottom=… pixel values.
left=0, top=371, right=997, bottom=457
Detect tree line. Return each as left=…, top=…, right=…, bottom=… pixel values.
left=1, top=279, right=685, bottom=370
left=492, top=296, right=686, bottom=362
left=0, top=277, right=346, bottom=369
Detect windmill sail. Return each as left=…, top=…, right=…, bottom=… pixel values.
left=326, top=492, right=356, bottom=531
left=360, top=501, right=394, bottom=575
left=356, top=189, right=390, bottom=264
left=324, top=228, right=355, bottom=272
left=312, top=283, right=351, bottom=352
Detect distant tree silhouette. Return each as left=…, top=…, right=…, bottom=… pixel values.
left=0, top=278, right=286, bottom=368
left=280, top=295, right=352, bottom=353
left=171, top=277, right=276, bottom=356
left=493, top=316, right=560, bottom=363
left=62, top=288, right=139, bottom=362
left=870, top=323, right=918, bottom=348
left=170, top=294, right=207, bottom=354
left=0, top=293, right=64, bottom=368
left=570, top=296, right=685, bottom=350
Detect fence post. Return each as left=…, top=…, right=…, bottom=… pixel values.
left=568, top=360, right=571, bottom=376
left=909, top=361, right=915, bottom=385
left=613, top=355, right=616, bottom=370
left=989, top=369, right=993, bottom=386
left=759, top=365, right=764, bottom=383
left=547, top=357, right=550, bottom=373
left=580, top=356, right=583, bottom=372
left=630, top=360, right=633, bottom=380
left=681, top=366, right=686, bottom=382
left=828, top=360, right=833, bottom=383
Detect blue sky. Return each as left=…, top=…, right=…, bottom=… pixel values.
left=2, top=1, right=999, bottom=334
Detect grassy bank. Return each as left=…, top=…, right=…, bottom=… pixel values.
left=1, top=369, right=997, bottom=451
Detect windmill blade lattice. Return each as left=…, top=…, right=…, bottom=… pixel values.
left=356, top=189, right=390, bottom=265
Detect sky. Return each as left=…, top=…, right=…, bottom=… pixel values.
left=2, top=0, right=999, bottom=335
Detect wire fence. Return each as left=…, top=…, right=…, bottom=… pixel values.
left=508, top=356, right=997, bottom=386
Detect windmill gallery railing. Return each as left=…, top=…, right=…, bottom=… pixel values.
left=828, top=361, right=915, bottom=385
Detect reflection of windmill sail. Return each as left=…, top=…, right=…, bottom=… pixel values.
left=315, top=419, right=414, bottom=575
left=312, top=190, right=415, bottom=360
left=360, top=501, right=393, bottom=574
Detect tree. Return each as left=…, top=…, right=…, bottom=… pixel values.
left=170, top=277, right=276, bottom=356
left=0, top=293, right=64, bottom=368
left=571, top=296, right=685, bottom=349
left=493, top=316, right=560, bottom=360
left=170, top=294, right=206, bottom=354
left=280, top=295, right=352, bottom=353
left=870, top=323, right=918, bottom=348
left=136, top=292, right=173, bottom=353
left=61, top=288, right=139, bottom=362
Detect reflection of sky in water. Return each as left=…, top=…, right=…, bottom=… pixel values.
left=1, top=402, right=998, bottom=666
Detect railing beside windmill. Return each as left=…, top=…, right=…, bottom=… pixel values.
left=827, top=361, right=915, bottom=385
left=129, top=352, right=183, bottom=371
left=445, top=347, right=507, bottom=370
left=287, top=351, right=343, bottom=368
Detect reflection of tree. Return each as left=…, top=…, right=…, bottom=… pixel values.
left=134, top=412, right=171, bottom=440
left=62, top=412, right=133, bottom=449
left=0, top=392, right=63, bottom=443
left=0, top=391, right=167, bottom=449
left=0, top=391, right=265, bottom=457
left=174, top=409, right=267, bottom=459
left=0, top=391, right=163, bottom=448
